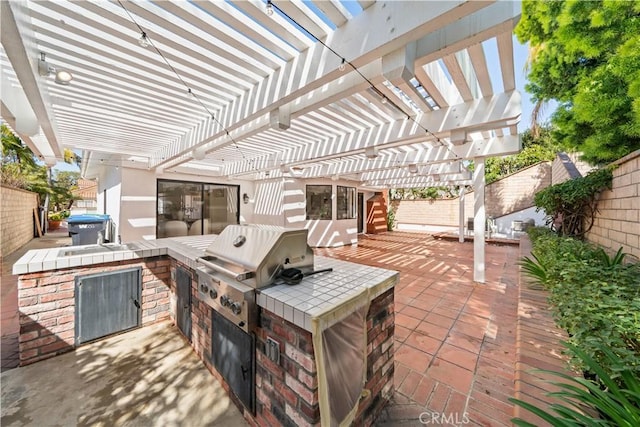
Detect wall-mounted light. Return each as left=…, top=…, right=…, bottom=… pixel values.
left=408, top=164, right=418, bottom=174
left=243, top=193, right=250, bottom=204
left=38, top=53, right=73, bottom=85
left=265, top=0, right=274, bottom=16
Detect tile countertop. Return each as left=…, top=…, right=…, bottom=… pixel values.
left=257, top=257, right=398, bottom=332
left=12, top=235, right=398, bottom=332
left=12, top=235, right=217, bottom=275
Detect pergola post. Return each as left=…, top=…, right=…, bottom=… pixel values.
left=473, top=157, right=486, bottom=283
left=458, top=186, right=465, bottom=243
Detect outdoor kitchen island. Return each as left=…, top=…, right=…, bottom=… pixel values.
left=13, top=226, right=398, bottom=427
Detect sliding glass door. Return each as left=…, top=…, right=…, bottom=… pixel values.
left=156, top=179, right=239, bottom=238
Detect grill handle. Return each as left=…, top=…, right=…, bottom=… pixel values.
left=197, top=257, right=254, bottom=282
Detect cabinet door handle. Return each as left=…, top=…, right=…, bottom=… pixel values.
left=132, top=298, right=140, bottom=309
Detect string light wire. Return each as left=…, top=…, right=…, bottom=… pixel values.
left=266, top=0, right=455, bottom=154
left=117, top=0, right=256, bottom=171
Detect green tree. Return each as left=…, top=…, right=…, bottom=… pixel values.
left=49, top=170, right=80, bottom=212
left=516, top=0, right=640, bottom=165
left=485, top=127, right=559, bottom=184
left=1, top=125, right=81, bottom=215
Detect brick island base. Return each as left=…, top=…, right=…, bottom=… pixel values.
left=16, top=257, right=395, bottom=426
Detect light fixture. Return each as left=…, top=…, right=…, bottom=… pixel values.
left=381, top=96, right=388, bottom=104
left=408, top=164, right=418, bottom=174
left=192, top=148, right=206, bottom=160
left=138, top=31, right=150, bottom=48
left=266, top=0, right=274, bottom=16
left=365, top=146, right=378, bottom=159
left=243, top=193, right=250, bottom=204
left=38, top=53, right=73, bottom=85
left=339, top=58, right=346, bottom=71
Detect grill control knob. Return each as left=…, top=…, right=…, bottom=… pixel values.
left=209, top=289, right=218, bottom=299
left=220, top=295, right=230, bottom=307
left=230, top=302, right=242, bottom=315
left=200, top=284, right=208, bottom=293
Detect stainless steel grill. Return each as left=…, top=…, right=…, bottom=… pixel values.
left=196, top=224, right=314, bottom=332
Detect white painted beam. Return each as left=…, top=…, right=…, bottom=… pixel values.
left=497, top=32, right=516, bottom=91
left=459, top=186, right=466, bottom=243
left=151, top=0, right=491, bottom=165
left=473, top=157, right=486, bottom=283
left=1, top=1, right=62, bottom=157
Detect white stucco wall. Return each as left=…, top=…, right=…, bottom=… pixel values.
left=120, top=168, right=157, bottom=242
left=97, top=167, right=122, bottom=240
left=97, top=166, right=363, bottom=247
left=250, top=177, right=360, bottom=247
left=99, top=167, right=256, bottom=242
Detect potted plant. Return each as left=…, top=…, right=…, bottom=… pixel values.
left=47, top=211, right=64, bottom=230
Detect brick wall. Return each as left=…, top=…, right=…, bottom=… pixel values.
left=392, top=163, right=551, bottom=227
left=18, top=257, right=172, bottom=365
left=357, top=287, right=395, bottom=426
left=551, top=152, right=582, bottom=184
left=1, top=185, right=39, bottom=258
left=255, top=288, right=394, bottom=427
left=485, top=163, right=551, bottom=218
left=586, top=150, right=640, bottom=260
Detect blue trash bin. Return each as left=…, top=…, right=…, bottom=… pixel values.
left=67, top=214, right=111, bottom=245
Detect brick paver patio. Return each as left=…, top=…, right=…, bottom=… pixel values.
left=316, top=231, right=569, bottom=426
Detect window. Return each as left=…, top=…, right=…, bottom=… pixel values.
left=306, top=185, right=332, bottom=220
left=157, top=180, right=239, bottom=237
left=337, top=186, right=356, bottom=219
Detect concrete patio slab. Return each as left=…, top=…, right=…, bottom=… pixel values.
left=1, top=321, right=247, bottom=427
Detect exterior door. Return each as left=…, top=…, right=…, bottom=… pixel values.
left=357, top=193, right=364, bottom=233
left=176, top=267, right=192, bottom=342
left=75, top=267, right=141, bottom=345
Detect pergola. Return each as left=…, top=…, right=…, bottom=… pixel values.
left=1, top=0, right=522, bottom=282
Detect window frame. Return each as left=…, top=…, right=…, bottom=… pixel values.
left=305, top=184, right=333, bottom=220
left=336, top=185, right=356, bottom=220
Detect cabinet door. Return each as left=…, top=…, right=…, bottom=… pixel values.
left=176, top=267, right=192, bottom=342
left=75, top=268, right=141, bottom=345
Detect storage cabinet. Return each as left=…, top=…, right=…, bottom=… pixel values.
left=75, top=267, right=142, bottom=345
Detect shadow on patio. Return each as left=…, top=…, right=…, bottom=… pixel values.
left=0, top=321, right=246, bottom=426
left=316, top=231, right=523, bottom=426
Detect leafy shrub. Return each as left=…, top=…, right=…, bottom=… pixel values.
left=386, top=205, right=396, bottom=231
left=525, top=230, right=640, bottom=380
left=511, top=342, right=640, bottom=426
left=534, top=167, right=613, bottom=238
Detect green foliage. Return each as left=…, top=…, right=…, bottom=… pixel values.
left=50, top=170, right=80, bottom=211
left=534, top=167, right=613, bottom=237
left=389, top=186, right=457, bottom=200
left=518, top=253, right=548, bottom=289
left=1, top=124, right=80, bottom=215
left=595, top=247, right=627, bottom=269
left=516, top=0, right=640, bottom=164
left=1, top=124, right=37, bottom=169
left=525, top=232, right=640, bottom=380
left=386, top=201, right=396, bottom=231
left=511, top=342, right=640, bottom=427
left=486, top=127, right=560, bottom=184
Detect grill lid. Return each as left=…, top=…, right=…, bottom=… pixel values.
left=200, top=224, right=314, bottom=288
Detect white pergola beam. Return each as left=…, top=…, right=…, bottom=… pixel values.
left=150, top=0, right=492, bottom=165
left=1, top=1, right=62, bottom=157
